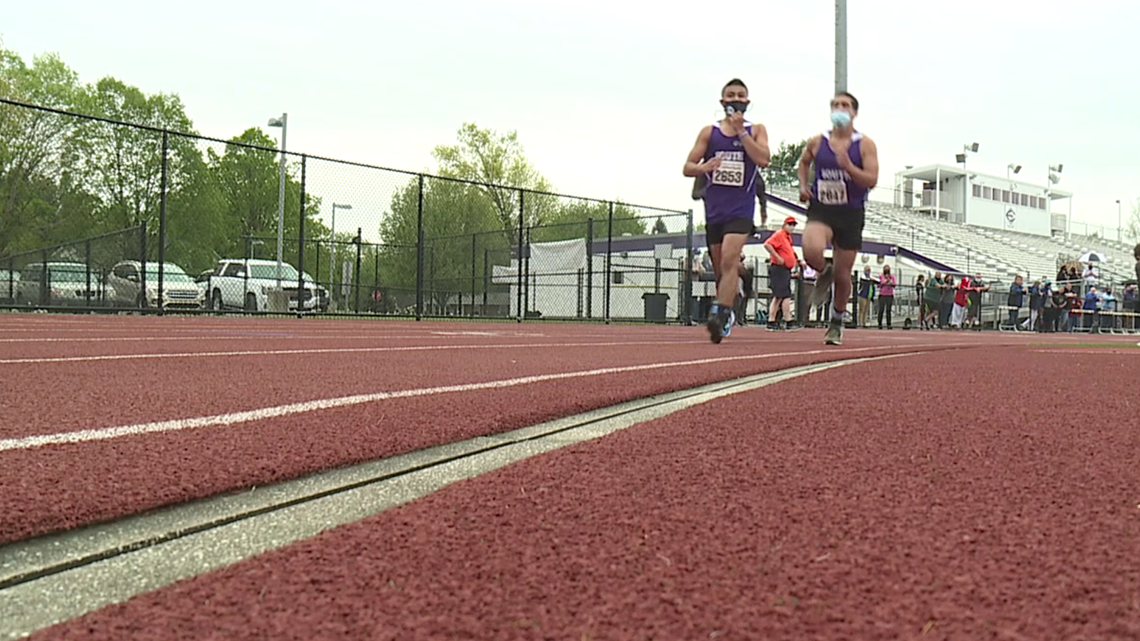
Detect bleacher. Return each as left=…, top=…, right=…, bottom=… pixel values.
left=768, top=186, right=1136, bottom=287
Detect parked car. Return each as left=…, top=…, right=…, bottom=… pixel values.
left=106, top=260, right=206, bottom=310
left=16, top=262, right=112, bottom=307
left=202, top=258, right=327, bottom=312
left=0, top=269, right=19, bottom=304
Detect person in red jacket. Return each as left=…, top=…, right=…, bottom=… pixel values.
left=763, top=216, right=801, bottom=330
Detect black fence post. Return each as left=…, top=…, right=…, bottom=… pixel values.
left=483, top=247, right=490, bottom=314
left=297, top=155, right=307, bottom=317
left=5, top=258, right=13, bottom=303
left=586, top=218, right=594, bottom=319
left=139, top=221, right=147, bottom=310
left=39, top=249, right=47, bottom=306
left=683, top=208, right=694, bottom=325
left=524, top=226, right=532, bottom=319
left=85, top=239, right=92, bottom=308
left=516, top=190, right=525, bottom=323
left=157, top=131, right=168, bottom=315
left=354, top=228, right=362, bottom=313
left=605, top=201, right=614, bottom=324
left=470, top=233, right=477, bottom=318
left=416, top=174, right=425, bottom=321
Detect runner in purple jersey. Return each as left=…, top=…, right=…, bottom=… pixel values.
left=797, top=91, right=880, bottom=346
left=683, top=78, right=770, bottom=344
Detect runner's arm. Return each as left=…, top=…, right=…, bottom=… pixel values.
left=797, top=135, right=821, bottom=189
left=838, top=136, right=879, bottom=190
left=683, top=127, right=714, bottom=177
left=742, top=123, right=771, bottom=168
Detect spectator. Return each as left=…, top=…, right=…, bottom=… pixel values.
left=1124, top=283, right=1138, bottom=330
left=1061, top=283, right=1079, bottom=332
left=857, top=265, right=875, bottom=328
left=735, top=253, right=754, bottom=326
left=1083, top=263, right=1099, bottom=288
left=967, top=272, right=989, bottom=329
left=951, top=274, right=972, bottom=329
left=1100, top=287, right=1116, bottom=331
left=877, top=264, right=896, bottom=329
left=922, top=272, right=942, bottom=330
left=1006, top=275, right=1025, bottom=328
left=1042, top=280, right=1060, bottom=333
left=763, top=216, right=800, bottom=331
left=1023, top=279, right=1043, bottom=331
left=755, top=170, right=768, bottom=228
left=1134, top=243, right=1140, bottom=327
left=939, top=274, right=956, bottom=329
left=1082, top=285, right=1099, bottom=330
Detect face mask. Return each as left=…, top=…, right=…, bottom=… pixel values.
left=723, top=101, right=749, bottom=116
left=830, top=110, right=852, bottom=129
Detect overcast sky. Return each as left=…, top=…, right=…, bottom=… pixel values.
left=4, top=0, right=1137, bottom=239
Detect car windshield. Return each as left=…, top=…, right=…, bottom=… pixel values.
left=48, top=266, right=89, bottom=282
left=247, top=263, right=299, bottom=280
left=143, top=266, right=193, bottom=283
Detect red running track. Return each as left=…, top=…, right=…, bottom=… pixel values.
left=0, top=316, right=1011, bottom=544
left=30, top=346, right=1140, bottom=640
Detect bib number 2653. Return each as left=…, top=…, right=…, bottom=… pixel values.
left=711, top=160, right=745, bottom=187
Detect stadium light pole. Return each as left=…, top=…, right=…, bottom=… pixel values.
left=268, top=113, right=288, bottom=282
left=330, top=203, right=352, bottom=293
left=1046, top=163, right=1064, bottom=235
left=1117, top=199, right=1122, bottom=242
left=835, top=0, right=847, bottom=95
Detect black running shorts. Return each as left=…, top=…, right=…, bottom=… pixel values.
left=806, top=200, right=865, bottom=251
left=705, top=217, right=755, bottom=249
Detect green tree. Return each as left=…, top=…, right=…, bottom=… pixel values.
left=188, top=128, right=327, bottom=277
left=529, top=200, right=646, bottom=243
left=0, top=48, right=95, bottom=257
left=432, top=123, right=558, bottom=240
left=766, top=138, right=810, bottom=188
left=378, top=176, right=502, bottom=311
left=652, top=217, right=668, bottom=234
left=71, top=77, right=200, bottom=237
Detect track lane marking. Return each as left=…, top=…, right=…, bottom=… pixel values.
left=0, top=342, right=973, bottom=452
left=0, top=339, right=755, bottom=365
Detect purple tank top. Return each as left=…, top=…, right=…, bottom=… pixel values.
left=811, top=131, right=868, bottom=208
left=702, top=122, right=757, bottom=224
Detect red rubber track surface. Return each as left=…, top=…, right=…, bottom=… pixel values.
left=31, top=347, right=1140, bottom=640
left=0, top=316, right=1016, bottom=544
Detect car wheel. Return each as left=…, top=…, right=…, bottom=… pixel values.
left=245, top=292, right=258, bottom=312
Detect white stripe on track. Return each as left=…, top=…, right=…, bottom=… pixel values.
left=0, top=340, right=721, bottom=365
left=0, top=344, right=958, bottom=452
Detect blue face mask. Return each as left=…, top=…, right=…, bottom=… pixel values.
left=830, top=110, right=852, bottom=129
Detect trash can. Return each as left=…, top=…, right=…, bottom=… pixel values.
left=266, top=288, right=289, bottom=312
left=642, top=292, right=670, bottom=322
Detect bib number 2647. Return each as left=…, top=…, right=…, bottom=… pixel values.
left=817, top=179, right=848, bottom=206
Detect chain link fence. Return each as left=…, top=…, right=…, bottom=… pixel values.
left=0, top=98, right=694, bottom=323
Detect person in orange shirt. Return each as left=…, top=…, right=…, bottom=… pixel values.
left=763, top=216, right=801, bottom=331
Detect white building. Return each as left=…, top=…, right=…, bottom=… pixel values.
left=894, top=164, right=1072, bottom=238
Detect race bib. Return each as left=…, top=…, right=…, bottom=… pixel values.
left=711, top=159, right=745, bottom=187
left=817, top=179, right=848, bottom=206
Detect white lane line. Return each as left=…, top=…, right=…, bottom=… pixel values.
left=0, top=334, right=544, bottom=344
left=0, top=340, right=718, bottom=365
left=0, top=343, right=964, bottom=452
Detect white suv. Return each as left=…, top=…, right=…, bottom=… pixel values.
left=106, top=261, right=206, bottom=310
left=204, top=259, right=326, bottom=312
